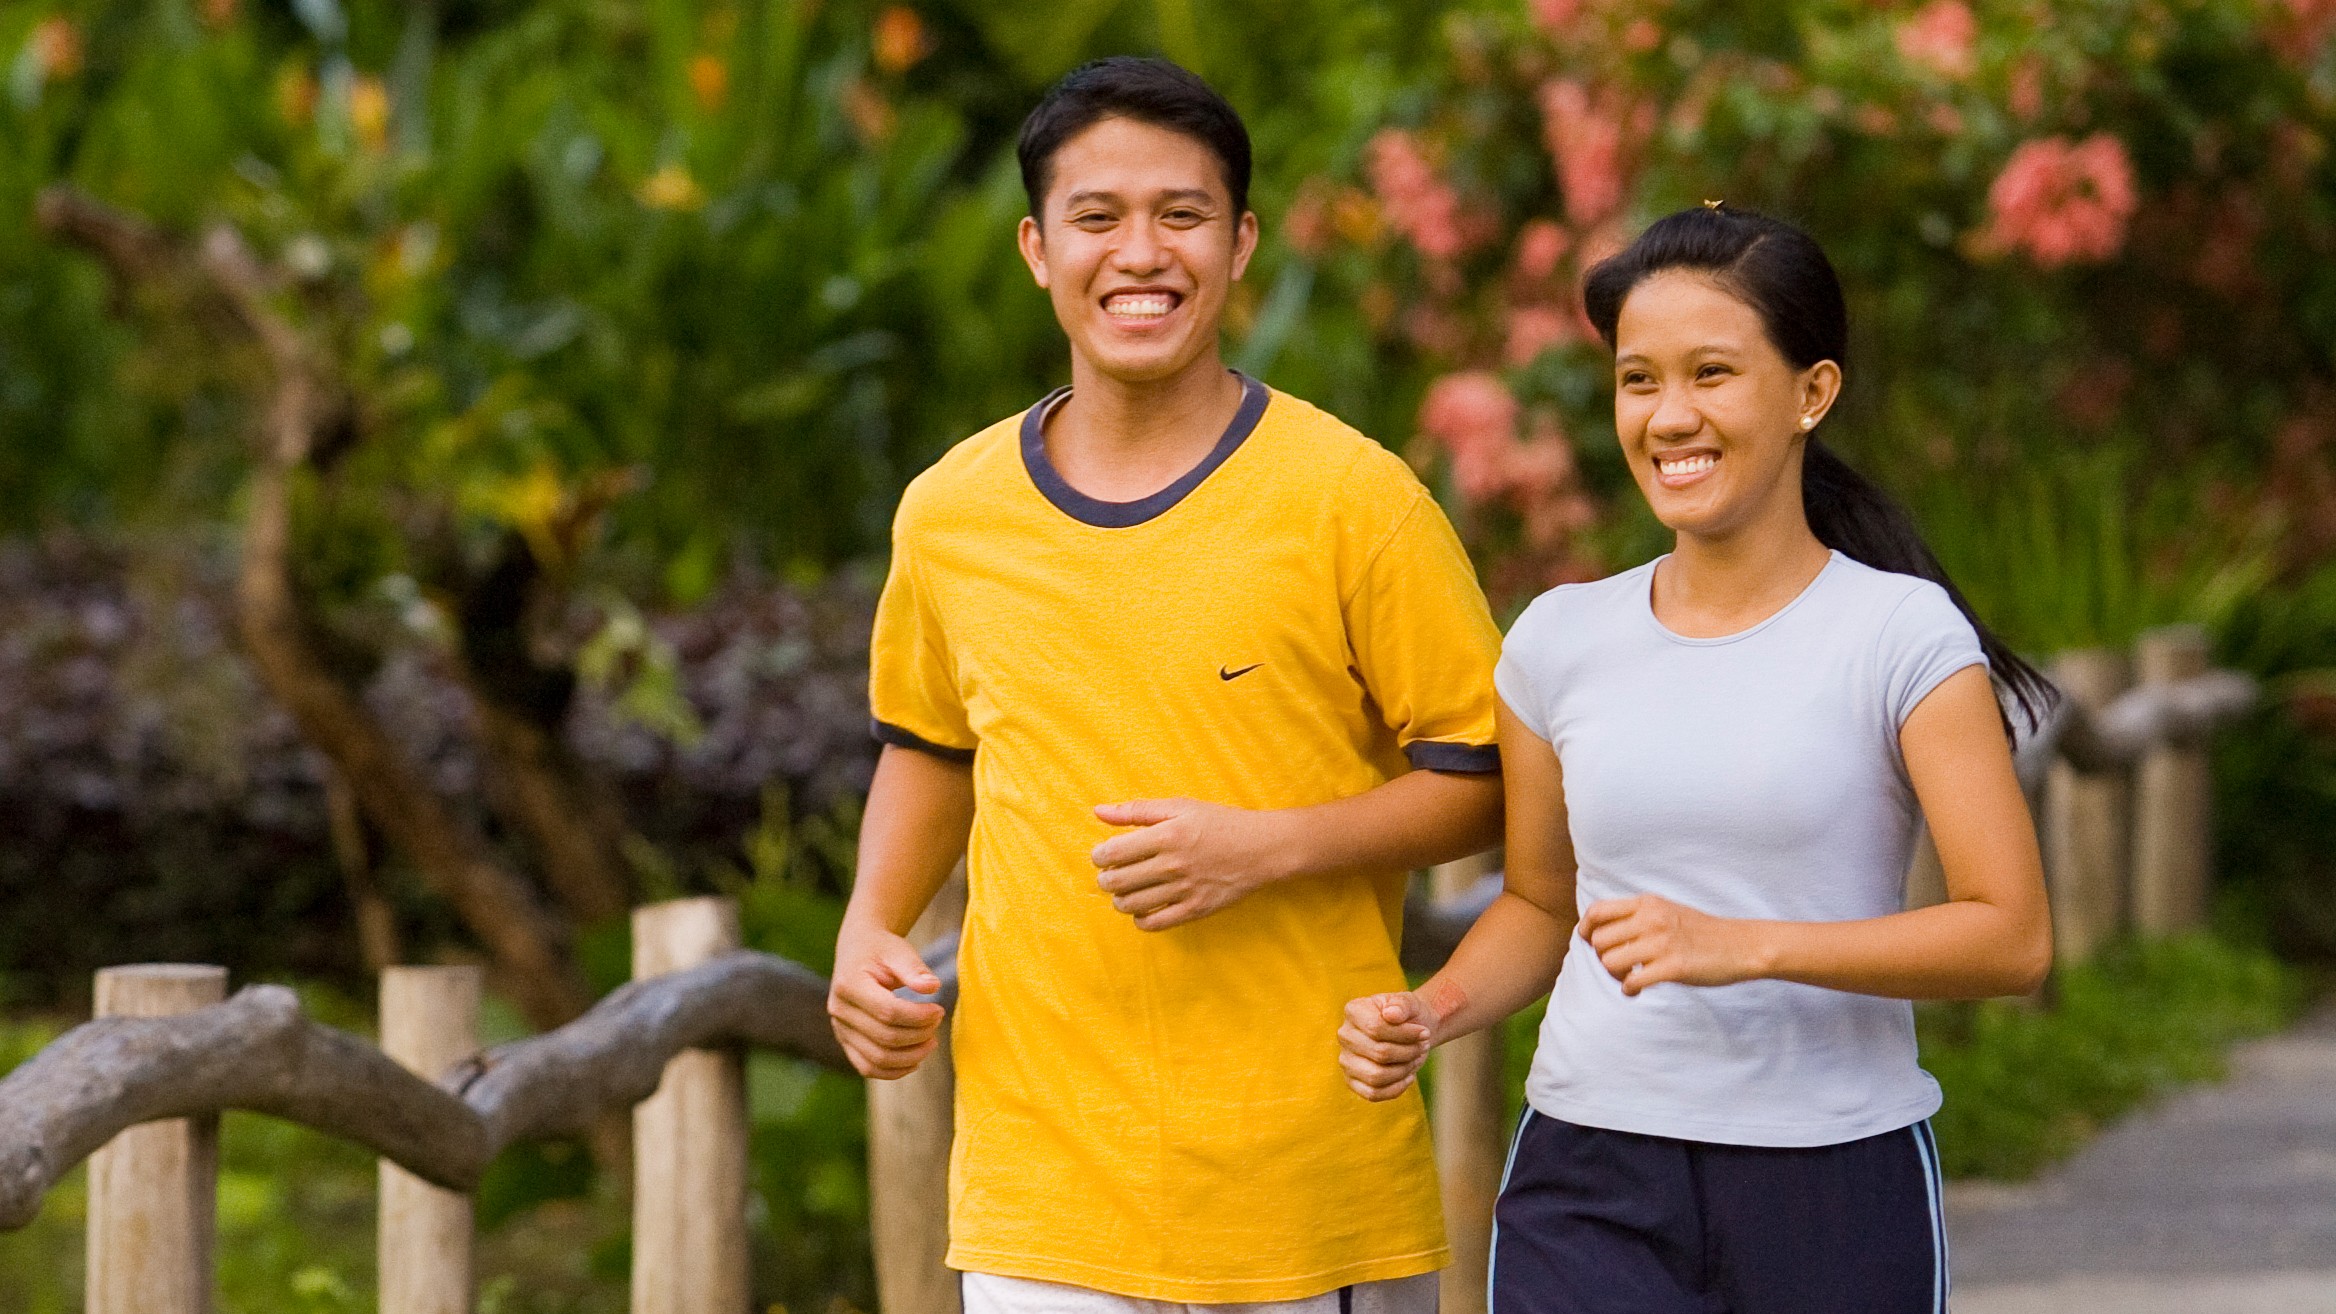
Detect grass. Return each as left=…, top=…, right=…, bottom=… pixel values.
left=1918, top=934, right=2309, bottom=1179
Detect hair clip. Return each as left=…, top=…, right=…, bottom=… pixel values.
left=1702, top=198, right=1726, bottom=210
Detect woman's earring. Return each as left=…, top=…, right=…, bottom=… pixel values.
left=1799, top=416, right=1815, bottom=430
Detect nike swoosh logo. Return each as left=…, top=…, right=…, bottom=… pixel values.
left=1219, top=664, right=1262, bottom=681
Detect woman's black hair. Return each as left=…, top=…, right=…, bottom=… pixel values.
left=1582, top=204, right=2056, bottom=736
left=1016, top=57, right=1252, bottom=222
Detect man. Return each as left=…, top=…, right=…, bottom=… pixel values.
left=828, top=56, right=1503, bottom=1314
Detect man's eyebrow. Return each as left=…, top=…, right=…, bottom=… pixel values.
left=1058, top=187, right=1221, bottom=210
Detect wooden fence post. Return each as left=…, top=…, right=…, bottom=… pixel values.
left=2132, top=626, right=2214, bottom=935
left=86, top=964, right=226, bottom=1314
left=633, top=898, right=751, bottom=1314
left=869, top=868, right=966, bottom=1314
left=2044, top=649, right=2133, bottom=962
left=379, top=966, right=481, bottom=1314
left=1430, top=853, right=1505, bottom=1314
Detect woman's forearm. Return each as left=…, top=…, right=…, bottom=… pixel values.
left=1418, top=889, right=1573, bottom=1043
left=1745, top=897, right=2051, bottom=1000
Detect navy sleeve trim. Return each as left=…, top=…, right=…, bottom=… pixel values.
left=871, top=718, right=976, bottom=764
left=1405, top=740, right=1501, bottom=774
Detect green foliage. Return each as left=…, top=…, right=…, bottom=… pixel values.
left=1917, top=935, right=2306, bottom=1179
left=1907, top=446, right=2280, bottom=653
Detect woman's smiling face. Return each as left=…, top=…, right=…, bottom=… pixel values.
left=1611, top=269, right=1840, bottom=542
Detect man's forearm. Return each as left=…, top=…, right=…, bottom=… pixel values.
left=843, top=745, right=977, bottom=938
left=1278, top=767, right=1502, bottom=880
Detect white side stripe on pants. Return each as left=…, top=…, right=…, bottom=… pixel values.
left=1913, top=1120, right=1949, bottom=1314
left=1484, top=1109, right=1536, bottom=1314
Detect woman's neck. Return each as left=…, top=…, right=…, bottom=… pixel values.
left=1655, top=502, right=1834, bottom=639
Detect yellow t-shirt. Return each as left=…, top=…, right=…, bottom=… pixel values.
left=870, top=374, right=1502, bottom=1302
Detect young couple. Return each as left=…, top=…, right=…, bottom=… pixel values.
left=829, top=57, right=2054, bottom=1314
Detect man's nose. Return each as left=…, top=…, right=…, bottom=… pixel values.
left=1113, top=217, right=1169, bottom=274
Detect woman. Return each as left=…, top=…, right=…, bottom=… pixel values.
left=1337, top=205, right=2054, bottom=1314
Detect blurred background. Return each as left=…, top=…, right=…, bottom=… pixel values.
left=0, top=0, right=2332, bottom=1308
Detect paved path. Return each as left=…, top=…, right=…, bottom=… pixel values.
left=1948, top=1001, right=2336, bottom=1312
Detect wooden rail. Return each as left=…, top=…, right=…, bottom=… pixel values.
left=0, top=625, right=2256, bottom=1311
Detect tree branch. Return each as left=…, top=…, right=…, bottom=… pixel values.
left=37, top=184, right=592, bottom=1030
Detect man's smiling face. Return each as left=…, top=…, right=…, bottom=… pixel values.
left=1018, top=116, right=1258, bottom=386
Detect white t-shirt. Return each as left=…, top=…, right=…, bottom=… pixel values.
left=1494, top=550, right=1986, bottom=1147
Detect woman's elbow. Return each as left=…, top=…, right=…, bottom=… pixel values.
left=2001, top=911, right=2054, bottom=996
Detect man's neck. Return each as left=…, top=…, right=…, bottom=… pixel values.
left=1045, top=351, right=1248, bottom=503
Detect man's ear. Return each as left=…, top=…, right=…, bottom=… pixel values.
left=1231, top=210, right=1259, bottom=283
left=1017, top=214, right=1050, bottom=290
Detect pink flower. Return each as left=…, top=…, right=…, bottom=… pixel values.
left=1367, top=130, right=1473, bottom=261
left=1621, top=17, right=1663, bottom=52
left=1981, top=134, right=2139, bottom=267
left=2006, top=56, right=2045, bottom=121
left=1514, top=219, right=1571, bottom=282
left=1504, top=304, right=1577, bottom=366
left=1285, top=181, right=1333, bottom=258
left=1925, top=102, right=1966, bottom=137
left=1529, top=0, right=1584, bottom=32
left=1539, top=80, right=1629, bottom=229
left=1895, top=0, right=1977, bottom=80
left=1419, top=373, right=1521, bottom=502
left=2272, top=0, right=2336, bottom=64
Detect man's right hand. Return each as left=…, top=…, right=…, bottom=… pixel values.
left=828, top=928, right=946, bottom=1079
left=1337, top=990, right=1437, bottom=1101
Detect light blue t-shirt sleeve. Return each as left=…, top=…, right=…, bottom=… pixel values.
left=1878, top=580, right=1988, bottom=728
left=1494, top=591, right=1563, bottom=741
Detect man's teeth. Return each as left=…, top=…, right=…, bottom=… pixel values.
left=1658, top=454, right=1717, bottom=476
left=1106, top=294, right=1175, bottom=318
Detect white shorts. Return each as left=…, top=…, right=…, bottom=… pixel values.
left=961, top=1271, right=1439, bottom=1314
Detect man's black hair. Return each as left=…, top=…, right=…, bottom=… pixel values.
left=1016, top=56, right=1252, bottom=222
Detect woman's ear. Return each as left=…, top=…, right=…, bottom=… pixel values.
left=1798, top=359, right=1843, bottom=430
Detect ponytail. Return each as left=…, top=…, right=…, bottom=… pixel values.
left=1802, top=440, right=2055, bottom=735
left=1584, top=205, right=2057, bottom=736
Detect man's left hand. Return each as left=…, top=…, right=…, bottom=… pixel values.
left=1091, top=798, right=1293, bottom=931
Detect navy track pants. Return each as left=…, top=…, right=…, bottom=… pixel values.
left=1488, top=1111, right=1948, bottom=1314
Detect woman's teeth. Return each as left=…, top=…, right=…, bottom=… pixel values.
left=1657, top=453, right=1717, bottom=476
left=1105, top=293, right=1175, bottom=319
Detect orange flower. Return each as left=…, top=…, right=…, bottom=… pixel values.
left=349, top=75, right=391, bottom=152
left=843, top=79, right=895, bottom=142
left=689, top=53, right=729, bottom=112
left=201, top=0, right=237, bottom=28
left=277, top=65, right=319, bottom=126
left=29, top=17, right=81, bottom=81
left=1330, top=188, right=1383, bottom=248
left=873, top=6, right=930, bottom=75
